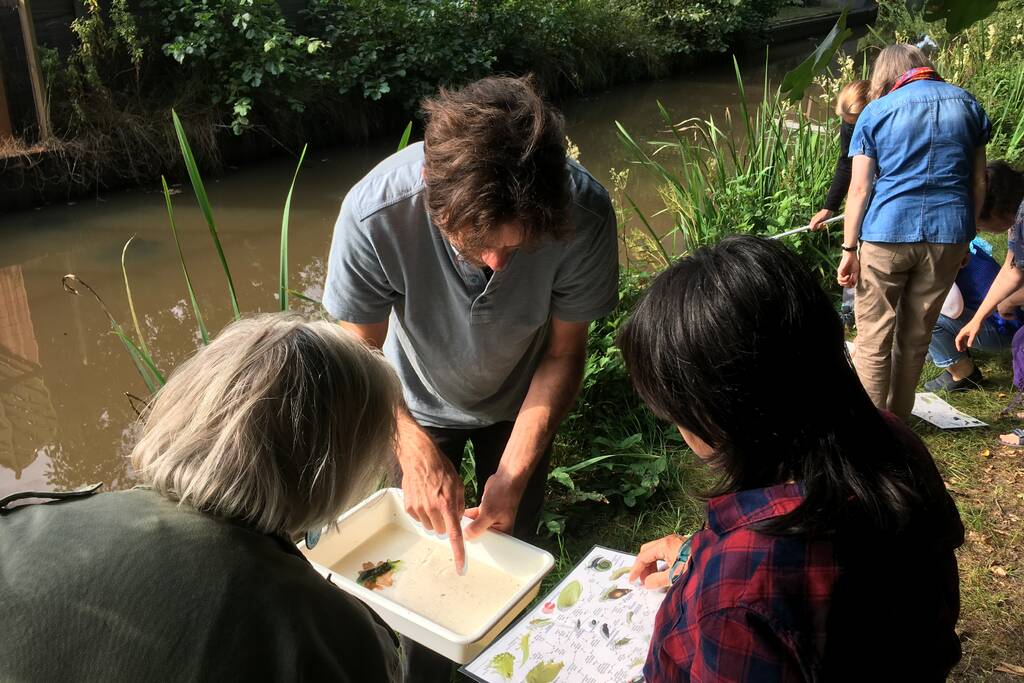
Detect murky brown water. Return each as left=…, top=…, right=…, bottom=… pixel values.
left=0, top=48, right=819, bottom=498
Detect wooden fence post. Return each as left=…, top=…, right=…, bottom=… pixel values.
left=15, top=0, right=50, bottom=140
left=0, top=67, right=12, bottom=139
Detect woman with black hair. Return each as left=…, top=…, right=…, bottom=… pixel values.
left=622, top=236, right=964, bottom=682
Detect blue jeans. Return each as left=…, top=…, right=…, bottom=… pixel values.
left=929, top=311, right=1013, bottom=368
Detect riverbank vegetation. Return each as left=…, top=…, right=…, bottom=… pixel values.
left=64, top=0, right=1023, bottom=678
left=29, top=0, right=785, bottom=192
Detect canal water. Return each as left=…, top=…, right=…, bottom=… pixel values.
left=0, top=47, right=819, bottom=498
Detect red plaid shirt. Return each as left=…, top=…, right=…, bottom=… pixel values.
left=644, top=416, right=963, bottom=682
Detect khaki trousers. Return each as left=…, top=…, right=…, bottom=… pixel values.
left=854, top=241, right=969, bottom=419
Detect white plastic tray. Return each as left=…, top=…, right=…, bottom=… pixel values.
left=299, top=488, right=554, bottom=664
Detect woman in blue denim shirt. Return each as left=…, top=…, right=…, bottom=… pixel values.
left=838, top=44, right=990, bottom=419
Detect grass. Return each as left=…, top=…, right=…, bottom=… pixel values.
left=913, top=356, right=1024, bottom=681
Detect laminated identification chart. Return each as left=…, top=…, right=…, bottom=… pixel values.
left=461, top=546, right=666, bottom=683
left=913, top=392, right=987, bottom=429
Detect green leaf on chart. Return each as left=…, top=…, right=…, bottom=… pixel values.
left=610, top=567, right=630, bottom=581
left=556, top=580, right=582, bottom=609
left=520, top=634, right=530, bottom=666
left=525, top=661, right=564, bottom=683
left=280, top=143, right=308, bottom=310
left=397, top=121, right=413, bottom=151
left=922, top=0, right=1001, bottom=33
left=529, top=618, right=552, bottom=627
left=490, top=652, right=514, bottom=680
left=780, top=8, right=852, bottom=102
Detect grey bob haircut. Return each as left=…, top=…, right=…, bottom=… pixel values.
left=131, top=313, right=400, bottom=536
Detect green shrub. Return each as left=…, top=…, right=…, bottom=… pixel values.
left=639, top=0, right=786, bottom=57
left=305, top=0, right=498, bottom=108
left=543, top=270, right=692, bottom=534
left=152, top=0, right=331, bottom=134
left=35, top=0, right=790, bottom=186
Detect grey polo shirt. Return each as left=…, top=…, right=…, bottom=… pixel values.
left=323, top=142, right=618, bottom=428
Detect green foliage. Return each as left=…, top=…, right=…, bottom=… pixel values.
left=67, top=0, right=147, bottom=101
left=923, top=0, right=1002, bottom=33
left=43, top=0, right=786, bottom=160
left=397, top=122, right=413, bottom=152
left=279, top=145, right=309, bottom=311
left=780, top=9, right=852, bottom=102
left=172, top=110, right=241, bottom=320
left=617, top=60, right=843, bottom=285
left=867, top=0, right=1024, bottom=167
left=65, top=113, right=318, bottom=393
left=154, top=0, right=330, bottom=134
left=306, top=0, right=498, bottom=106
left=639, top=0, right=786, bottom=57
left=776, top=0, right=1007, bottom=115
left=542, top=270, right=693, bottom=535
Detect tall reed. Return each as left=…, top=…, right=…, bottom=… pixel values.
left=65, top=112, right=308, bottom=393
left=616, top=59, right=843, bottom=284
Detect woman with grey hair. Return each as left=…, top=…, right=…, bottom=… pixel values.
left=0, top=314, right=402, bottom=682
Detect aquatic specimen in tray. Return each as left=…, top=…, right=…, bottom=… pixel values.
left=356, top=559, right=401, bottom=590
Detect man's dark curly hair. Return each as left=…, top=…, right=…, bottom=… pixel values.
left=421, top=75, right=571, bottom=250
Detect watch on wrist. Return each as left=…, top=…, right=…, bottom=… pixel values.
left=841, top=244, right=858, bottom=253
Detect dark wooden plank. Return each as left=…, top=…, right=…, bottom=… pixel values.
left=0, top=66, right=13, bottom=138
left=0, top=6, right=34, bottom=135
left=29, top=0, right=74, bottom=52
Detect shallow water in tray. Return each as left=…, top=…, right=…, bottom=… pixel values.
left=331, top=524, right=524, bottom=636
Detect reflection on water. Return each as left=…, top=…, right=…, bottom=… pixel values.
left=0, top=266, right=56, bottom=485
left=0, top=47, right=819, bottom=498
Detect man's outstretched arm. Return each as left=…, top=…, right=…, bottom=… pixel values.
left=339, top=320, right=467, bottom=573
left=464, top=317, right=588, bottom=538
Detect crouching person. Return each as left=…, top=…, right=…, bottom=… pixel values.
left=0, top=314, right=402, bottom=682
left=622, top=237, right=965, bottom=682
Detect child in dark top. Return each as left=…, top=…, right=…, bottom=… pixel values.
left=925, top=234, right=1024, bottom=392
left=810, top=80, right=871, bottom=231
left=956, top=161, right=1024, bottom=445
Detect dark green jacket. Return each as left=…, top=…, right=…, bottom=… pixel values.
left=0, top=488, right=400, bottom=682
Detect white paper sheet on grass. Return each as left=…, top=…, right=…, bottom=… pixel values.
left=461, top=545, right=665, bottom=683
left=912, top=392, right=987, bottom=429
